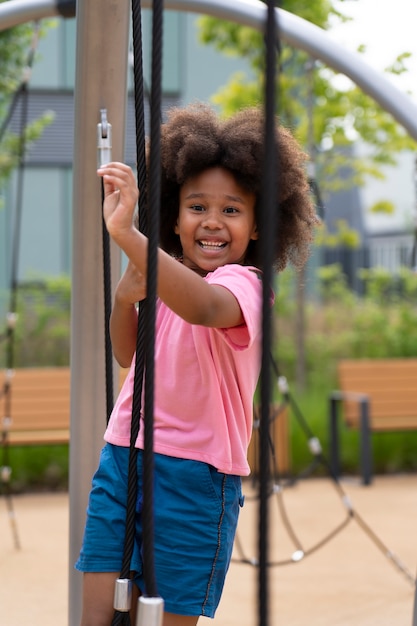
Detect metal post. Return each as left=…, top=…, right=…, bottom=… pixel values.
left=359, top=398, right=372, bottom=486
left=329, top=394, right=340, bottom=478
left=68, top=1, right=129, bottom=624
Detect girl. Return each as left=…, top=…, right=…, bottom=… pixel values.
left=76, top=103, right=317, bottom=625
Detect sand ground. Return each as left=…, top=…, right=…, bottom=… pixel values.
left=1, top=474, right=417, bottom=625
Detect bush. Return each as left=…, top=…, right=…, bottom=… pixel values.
left=1, top=445, right=69, bottom=493
left=275, top=264, right=417, bottom=477
left=3, top=266, right=417, bottom=488
left=0, top=275, right=70, bottom=368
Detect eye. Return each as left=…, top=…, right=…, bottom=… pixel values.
left=190, top=204, right=205, bottom=212
left=224, top=206, right=239, bottom=214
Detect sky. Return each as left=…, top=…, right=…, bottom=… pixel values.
left=327, top=1, right=417, bottom=234
left=330, top=0, right=417, bottom=103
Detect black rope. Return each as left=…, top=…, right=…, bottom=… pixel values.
left=101, top=176, right=114, bottom=423
left=111, top=0, right=163, bottom=621
left=141, top=0, right=164, bottom=601
left=258, top=2, right=279, bottom=625
left=110, top=1, right=147, bottom=623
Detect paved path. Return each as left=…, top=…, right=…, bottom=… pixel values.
left=1, top=474, right=417, bottom=625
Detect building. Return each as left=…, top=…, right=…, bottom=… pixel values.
left=0, top=9, right=251, bottom=319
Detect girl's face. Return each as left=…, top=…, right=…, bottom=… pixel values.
left=175, top=167, right=258, bottom=275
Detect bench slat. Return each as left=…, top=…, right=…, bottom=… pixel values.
left=338, top=358, right=417, bottom=430
left=7, top=430, right=70, bottom=445
left=1, top=367, right=72, bottom=445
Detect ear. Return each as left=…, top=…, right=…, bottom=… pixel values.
left=174, top=220, right=180, bottom=235
left=250, top=225, right=259, bottom=241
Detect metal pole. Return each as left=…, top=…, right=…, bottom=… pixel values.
left=68, top=1, right=129, bottom=624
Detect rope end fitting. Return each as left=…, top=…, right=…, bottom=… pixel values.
left=136, top=596, right=164, bottom=626
left=97, top=109, right=112, bottom=168
left=113, top=578, right=132, bottom=612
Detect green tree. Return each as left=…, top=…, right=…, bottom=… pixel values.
left=198, top=0, right=416, bottom=196
left=0, top=14, right=54, bottom=194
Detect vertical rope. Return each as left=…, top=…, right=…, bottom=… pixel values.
left=141, top=0, right=163, bottom=599
left=111, top=0, right=163, bottom=620
left=110, top=2, right=148, bottom=623
left=102, top=178, right=114, bottom=423
left=258, top=2, right=279, bottom=626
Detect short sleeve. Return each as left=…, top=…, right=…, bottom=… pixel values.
left=205, top=265, right=264, bottom=350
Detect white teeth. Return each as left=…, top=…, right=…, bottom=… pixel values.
left=199, top=241, right=226, bottom=248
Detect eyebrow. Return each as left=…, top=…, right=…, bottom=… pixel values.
left=185, top=192, right=246, bottom=203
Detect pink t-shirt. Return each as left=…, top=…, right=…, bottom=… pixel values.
left=104, top=264, right=264, bottom=476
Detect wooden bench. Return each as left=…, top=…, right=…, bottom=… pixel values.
left=1, top=367, right=290, bottom=476
left=329, top=358, right=417, bottom=485
left=1, top=367, right=71, bottom=445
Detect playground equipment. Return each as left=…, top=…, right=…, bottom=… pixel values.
left=2, top=1, right=417, bottom=624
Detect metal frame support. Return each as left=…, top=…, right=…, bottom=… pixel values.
left=68, top=2, right=130, bottom=625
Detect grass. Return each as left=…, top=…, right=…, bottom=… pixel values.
left=1, top=444, right=69, bottom=493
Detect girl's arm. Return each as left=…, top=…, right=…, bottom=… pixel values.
left=99, top=162, right=244, bottom=329
left=110, top=261, right=146, bottom=367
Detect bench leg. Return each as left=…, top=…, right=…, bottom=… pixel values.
left=329, top=396, right=340, bottom=478
left=359, top=399, right=373, bottom=486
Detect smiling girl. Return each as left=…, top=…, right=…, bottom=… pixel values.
left=76, top=103, right=318, bottom=626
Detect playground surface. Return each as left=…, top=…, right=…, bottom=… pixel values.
left=1, top=473, right=417, bottom=625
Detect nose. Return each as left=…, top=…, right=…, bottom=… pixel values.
left=201, top=209, right=223, bottom=230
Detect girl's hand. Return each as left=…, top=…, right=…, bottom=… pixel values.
left=115, top=260, right=147, bottom=305
left=98, top=162, right=139, bottom=241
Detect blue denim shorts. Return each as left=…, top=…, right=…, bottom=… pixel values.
left=75, top=443, right=244, bottom=617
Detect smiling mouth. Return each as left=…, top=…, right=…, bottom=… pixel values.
left=198, top=240, right=227, bottom=250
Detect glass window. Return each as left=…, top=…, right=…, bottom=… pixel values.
left=3, top=167, right=73, bottom=283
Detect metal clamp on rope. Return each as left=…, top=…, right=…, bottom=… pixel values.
left=308, top=437, right=322, bottom=456
left=2, top=416, right=12, bottom=431
left=1, top=465, right=12, bottom=483
left=97, top=108, right=112, bottom=168
left=136, top=596, right=164, bottom=626
left=277, top=376, right=289, bottom=394
left=113, top=578, right=132, bottom=612
left=6, top=312, right=18, bottom=329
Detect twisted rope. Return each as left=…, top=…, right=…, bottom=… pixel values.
left=111, top=0, right=163, bottom=622
left=258, top=2, right=279, bottom=625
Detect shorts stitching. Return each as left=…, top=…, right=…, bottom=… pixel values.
left=201, top=473, right=226, bottom=616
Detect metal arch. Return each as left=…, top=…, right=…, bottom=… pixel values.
left=2, top=0, right=417, bottom=141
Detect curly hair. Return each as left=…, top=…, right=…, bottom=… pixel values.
left=150, top=102, right=318, bottom=271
